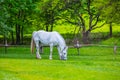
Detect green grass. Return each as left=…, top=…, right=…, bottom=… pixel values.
left=0, top=46, right=120, bottom=80
left=92, top=24, right=120, bottom=33
left=100, top=37, right=120, bottom=45
left=54, top=24, right=120, bottom=34
left=54, top=24, right=75, bottom=34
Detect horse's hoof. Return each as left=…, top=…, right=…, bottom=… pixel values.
left=36, top=57, right=41, bottom=59
left=49, top=57, right=52, bottom=60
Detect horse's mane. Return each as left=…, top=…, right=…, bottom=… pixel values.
left=53, top=31, right=66, bottom=46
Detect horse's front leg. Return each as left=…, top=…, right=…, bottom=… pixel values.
left=35, top=41, right=41, bottom=59
left=49, top=44, right=53, bottom=60
left=57, top=46, right=62, bottom=60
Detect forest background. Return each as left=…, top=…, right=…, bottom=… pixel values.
left=0, top=0, right=120, bottom=45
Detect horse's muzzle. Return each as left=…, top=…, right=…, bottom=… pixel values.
left=61, top=55, right=67, bottom=60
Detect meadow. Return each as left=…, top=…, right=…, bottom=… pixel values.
left=0, top=24, right=120, bottom=80
left=0, top=45, right=120, bottom=80
left=53, top=24, right=120, bottom=34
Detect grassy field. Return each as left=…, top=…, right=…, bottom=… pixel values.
left=0, top=46, right=120, bottom=80
left=53, top=24, right=120, bottom=34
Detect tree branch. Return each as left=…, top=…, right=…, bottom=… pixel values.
left=78, top=14, right=85, bottom=26
left=87, top=0, right=91, bottom=15
left=64, top=17, right=78, bottom=25
left=92, top=22, right=106, bottom=30
left=91, top=14, right=100, bottom=28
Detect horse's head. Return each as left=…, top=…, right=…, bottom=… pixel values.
left=60, top=46, right=68, bottom=60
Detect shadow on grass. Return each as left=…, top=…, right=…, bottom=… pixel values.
left=0, top=46, right=62, bottom=60
left=0, top=52, right=61, bottom=60
left=0, top=53, right=35, bottom=59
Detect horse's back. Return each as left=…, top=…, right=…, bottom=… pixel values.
left=37, top=30, right=61, bottom=39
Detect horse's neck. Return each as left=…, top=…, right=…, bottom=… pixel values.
left=58, top=38, right=66, bottom=49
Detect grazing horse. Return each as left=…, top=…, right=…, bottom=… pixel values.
left=31, top=30, right=68, bottom=60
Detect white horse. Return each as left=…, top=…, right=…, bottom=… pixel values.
left=31, top=30, right=68, bottom=60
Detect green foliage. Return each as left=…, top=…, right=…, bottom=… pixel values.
left=101, top=37, right=120, bottom=45
left=93, top=0, right=120, bottom=23
left=0, top=22, right=12, bottom=38
left=0, top=0, right=41, bottom=44
left=0, top=0, right=120, bottom=44
left=0, top=1, right=12, bottom=38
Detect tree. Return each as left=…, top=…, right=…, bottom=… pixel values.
left=0, top=0, right=12, bottom=44
left=99, top=0, right=120, bottom=37
left=0, top=0, right=39, bottom=44
left=38, top=0, right=64, bottom=31
left=57, top=0, right=106, bottom=43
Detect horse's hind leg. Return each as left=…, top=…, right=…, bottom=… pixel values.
left=39, top=44, right=43, bottom=54
left=49, top=44, right=53, bottom=60
left=35, top=40, right=41, bottom=59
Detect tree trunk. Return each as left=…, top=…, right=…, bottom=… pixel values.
left=46, top=24, right=49, bottom=31
left=15, top=11, right=21, bottom=45
left=11, top=31, right=15, bottom=45
left=50, top=10, right=54, bottom=32
left=21, top=26, right=24, bottom=44
left=16, top=25, right=21, bottom=45
left=109, top=22, right=112, bottom=37
left=82, top=31, right=89, bottom=44
left=50, top=24, right=53, bottom=32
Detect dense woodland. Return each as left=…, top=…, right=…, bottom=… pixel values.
left=0, top=0, right=120, bottom=45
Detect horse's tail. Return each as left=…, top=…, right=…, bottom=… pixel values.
left=31, top=37, right=35, bottom=54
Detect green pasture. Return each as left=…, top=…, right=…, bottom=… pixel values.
left=54, top=24, right=120, bottom=34
left=0, top=45, right=120, bottom=80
